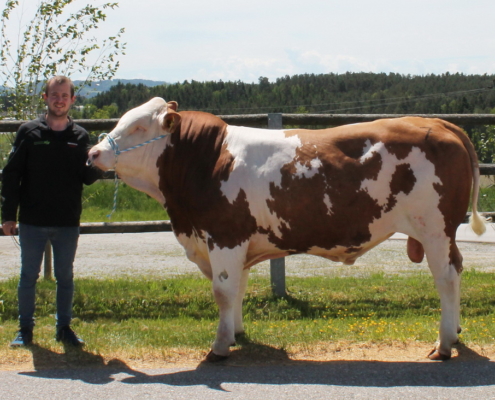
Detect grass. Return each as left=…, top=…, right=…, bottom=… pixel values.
left=1, top=270, right=495, bottom=367
left=81, top=180, right=168, bottom=222
left=478, top=184, right=495, bottom=212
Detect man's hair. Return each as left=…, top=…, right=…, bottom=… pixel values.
left=44, top=76, right=75, bottom=97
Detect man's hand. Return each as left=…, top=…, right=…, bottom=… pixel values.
left=2, top=221, right=17, bottom=236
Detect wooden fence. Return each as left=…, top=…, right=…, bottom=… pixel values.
left=1, top=113, right=495, bottom=295
left=1, top=113, right=495, bottom=132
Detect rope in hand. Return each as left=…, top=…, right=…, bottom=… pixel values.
left=96, top=132, right=168, bottom=219
left=11, top=235, right=20, bottom=250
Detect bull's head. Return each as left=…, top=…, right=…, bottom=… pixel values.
left=88, top=97, right=181, bottom=173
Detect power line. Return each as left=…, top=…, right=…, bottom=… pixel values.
left=196, top=86, right=492, bottom=114
left=318, top=88, right=489, bottom=113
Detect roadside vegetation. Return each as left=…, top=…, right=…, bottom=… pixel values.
left=0, top=271, right=494, bottom=366
left=477, top=184, right=495, bottom=212
left=81, top=180, right=168, bottom=222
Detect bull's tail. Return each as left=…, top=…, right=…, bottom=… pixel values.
left=442, top=120, right=486, bottom=235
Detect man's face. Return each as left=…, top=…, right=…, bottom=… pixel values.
left=43, top=82, right=75, bottom=118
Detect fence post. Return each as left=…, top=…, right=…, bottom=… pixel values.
left=267, top=113, right=287, bottom=297
left=268, top=113, right=283, bottom=130
left=43, top=240, right=53, bottom=280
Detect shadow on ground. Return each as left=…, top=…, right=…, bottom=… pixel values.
left=17, top=336, right=495, bottom=390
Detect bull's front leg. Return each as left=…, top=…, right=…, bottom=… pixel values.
left=234, top=268, right=250, bottom=335
left=206, top=244, right=248, bottom=362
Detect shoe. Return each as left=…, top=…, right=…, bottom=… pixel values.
left=10, top=327, right=33, bottom=347
left=56, top=326, right=85, bottom=347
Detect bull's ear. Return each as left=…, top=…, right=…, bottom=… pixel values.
left=167, top=101, right=178, bottom=112
left=163, top=110, right=181, bottom=134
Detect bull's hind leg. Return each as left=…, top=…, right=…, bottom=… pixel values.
left=423, top=238, right=463, bottom=360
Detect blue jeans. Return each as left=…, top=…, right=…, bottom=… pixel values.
left=18, top=223, right=80, bottom=329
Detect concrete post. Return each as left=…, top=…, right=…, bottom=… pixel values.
left=267, top=113, right=286, bottom=297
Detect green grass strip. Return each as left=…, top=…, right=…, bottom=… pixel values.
left=1, top=270, right=494, bottom=352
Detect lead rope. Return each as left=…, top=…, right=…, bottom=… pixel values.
left=108, top=161, right=120, bottom=219
left=96, top=132, right=168, bottom=219
left=11, top=235, right=20, bottom=250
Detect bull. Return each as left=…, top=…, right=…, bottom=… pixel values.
left=88, top=97, right=486, bottom=361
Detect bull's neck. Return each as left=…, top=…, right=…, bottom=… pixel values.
left=156, top=112, right=230, bottom=222
left=116, top=138, right=170, bottom=206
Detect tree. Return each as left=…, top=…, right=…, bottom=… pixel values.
left=0, top=0, right=126, bottom=120
left=89, top=103, right=118, bottom=119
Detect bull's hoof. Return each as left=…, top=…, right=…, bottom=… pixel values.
left=205, top=350, right=229, bottom=363
left=427, top=348, right=451, bottom=361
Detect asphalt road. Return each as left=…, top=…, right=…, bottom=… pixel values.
left=1, top=355, right=495, bottom=399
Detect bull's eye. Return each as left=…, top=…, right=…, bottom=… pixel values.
left=134, top=126, right=146, bottom=135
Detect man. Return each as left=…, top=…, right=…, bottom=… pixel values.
left=1, top=76, right=100, bottom=347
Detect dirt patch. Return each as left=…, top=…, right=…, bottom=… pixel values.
left=1, top=341, right=494, bottom=371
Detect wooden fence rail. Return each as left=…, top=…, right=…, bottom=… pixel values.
left=2, top=113, right=495, bottom=132
left=1, top=113, right=495, bottom=294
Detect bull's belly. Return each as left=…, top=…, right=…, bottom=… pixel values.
left=244, top=231, right=395, bottom=268
left=305, top=238, right=393, bottom=265
left=243, top=192, right=451, bottom=268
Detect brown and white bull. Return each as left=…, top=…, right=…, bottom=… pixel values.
left=88, top=97, right=486, bottom=361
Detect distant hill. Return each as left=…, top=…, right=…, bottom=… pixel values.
left=75, top=79, right=166, bottom=98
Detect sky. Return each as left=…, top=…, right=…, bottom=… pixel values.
left=12, top=0, right=495, bottom=84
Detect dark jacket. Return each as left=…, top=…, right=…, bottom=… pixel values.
left=1, top=115, right=101, bottom=227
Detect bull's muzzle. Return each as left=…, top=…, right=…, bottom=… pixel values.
left=87, top=149, right=100, bottom=167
